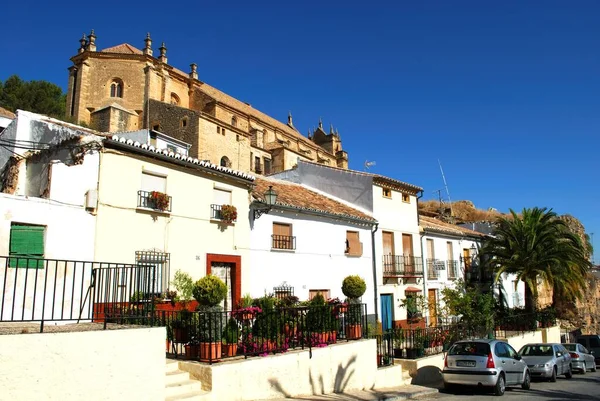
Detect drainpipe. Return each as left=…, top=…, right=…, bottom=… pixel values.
left=371, top=222, right=379, bottom=322
left=415, top=190, right=428, bottom=318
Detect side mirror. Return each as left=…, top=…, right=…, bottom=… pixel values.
left=556, top=352, right=562, bottom=357
left=515, top=355, right=522, bottom=361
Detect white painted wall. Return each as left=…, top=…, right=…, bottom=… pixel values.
left=0, top=327, right=165, bottom=401
left=373, top=186, right=422, bottom=323
left=249, top=209, right=375, bottom=312
left=0, top=193, right=97, bottom=322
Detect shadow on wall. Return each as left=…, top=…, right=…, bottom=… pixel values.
left=267, top=354, right=358, bottom=399
left=409, top=365, right=443, bottom=387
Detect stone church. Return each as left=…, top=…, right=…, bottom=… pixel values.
left=66, top=31, right=349, bottom=174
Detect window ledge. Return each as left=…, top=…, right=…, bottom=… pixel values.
left=345, top=253, right=363, bottom=258
left=136, top=207, right=171, bottom=215
left=210, top=219, right=235, bottom=226
left=271, top=248, right=296, bottom=253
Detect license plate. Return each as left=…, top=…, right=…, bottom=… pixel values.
left=456, top=361, right=476, bottom=367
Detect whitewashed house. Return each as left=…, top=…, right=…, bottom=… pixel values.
left=249, top=176, right=377, bottom=315
left=272, top=160, right=424, bottom=330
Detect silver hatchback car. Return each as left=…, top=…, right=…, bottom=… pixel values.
left=443, top=339, right=531, bottom=396
left=518, top=343, right=573, bottom=381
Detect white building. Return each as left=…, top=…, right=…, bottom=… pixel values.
left=0, top=107, right=15, bottom=133
left=272, top=160, right=424, bottom=329
left=249, top=176, right=377, bottom=314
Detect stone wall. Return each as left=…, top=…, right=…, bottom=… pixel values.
left=148, top=99, right=200, bottom=157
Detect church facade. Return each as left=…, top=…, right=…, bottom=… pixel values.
left=66, top=31, right=349, bottom=174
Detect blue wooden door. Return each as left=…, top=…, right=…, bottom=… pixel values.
left=381, top=294, right=393, bottom=331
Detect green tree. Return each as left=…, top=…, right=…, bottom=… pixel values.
left=441, top=280, right=495, bottom=331
left=484, top=207, right=590, bottom=313
left=0, top=75, right=66, bottom=118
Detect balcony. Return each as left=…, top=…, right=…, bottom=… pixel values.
left=272, top=235, right=296, bottom=251
left=447, top=260, right=458, bottom=280
left=137, top=190, right=172, bottom=212
left=427, top=259, right=445, bottom=280
left=382, top=255, right=423, bottom=277
left=210, top=204, right=237, bottom=223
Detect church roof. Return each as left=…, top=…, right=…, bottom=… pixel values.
left=253, top=176, right=376, bottom=224
left=101, top=43, right=143, bottom=54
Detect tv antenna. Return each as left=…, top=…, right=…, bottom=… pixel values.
left=438, top=159, right=453, bottom=217
left=364, top=160, right=376, bottom=171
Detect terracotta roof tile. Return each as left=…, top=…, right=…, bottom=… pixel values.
left=101, top=43, right=143, bottom=54
left=0, top=107, right=15, bottom=119
left=253, top=176, right=375, bottom=223
left=419, top=215, right=486, bottom=238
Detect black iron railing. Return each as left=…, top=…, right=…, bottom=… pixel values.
left=134, top=302, right=368, bottom=364
left=375, top=330, right=394, bottom=367
left=137, top=190, right=172, bottom=212
left=447, top=260, right=458, bottom=280
left=426, top=259, right=443, bottom=280
left=272, top=235, right=296, bottom=250
left=0, top=256, right=137, bottom=332
left=391, top=324, right=490, bottom=360
left=211, top=204, right=223, bottom=220
left=382, top=255, right=423, bottom=277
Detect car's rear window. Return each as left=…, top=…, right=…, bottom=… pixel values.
left=564, top=344, right=576, bottom=352
left=449, top=342, right=490, bottom=357
left=520, top=345, right=553, bottom=356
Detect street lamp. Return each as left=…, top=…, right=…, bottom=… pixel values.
left=253, top=185, right=278, bottom=219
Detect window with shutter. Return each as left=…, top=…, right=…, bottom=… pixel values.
left=272, top=223, right=295, bottom=250
left=345, top=231, right=362, bottom=256
left=9, top=224, right=45, bottom=268
left=309, top=289, right=330, bottom=300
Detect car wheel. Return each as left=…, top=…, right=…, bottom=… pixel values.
left=521, top=370, right=531, bottom=390
left=550, top=366, right=557, bottom=382
left=494, top=374, right=505, bottom=396
left=565, top=365, right=573, bottom=379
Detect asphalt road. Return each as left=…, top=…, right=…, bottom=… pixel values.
left=424, top=370, right=600, bottom=401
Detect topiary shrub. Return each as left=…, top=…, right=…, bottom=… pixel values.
left=193, top=275, right=227, bottom=307
left=342, top=275, right=366, bottom=300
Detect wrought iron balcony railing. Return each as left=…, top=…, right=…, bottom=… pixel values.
left=447, top=260, right=458, bottom=280
left=427, top=259, right=444, bottom=280
left=272, top=235, right=296, bottom=250
left=137, top=190, right=172, bottom=212
left=382, top=255, right=423, bottom=277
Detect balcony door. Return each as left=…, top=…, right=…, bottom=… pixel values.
left=382, top=231, right=394, bottom=271
left=402, top=234, right=414, bottom=274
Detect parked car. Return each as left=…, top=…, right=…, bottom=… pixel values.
left=575, top=335, right=600, bottom=367
left=563, top=343, right=597, bottom=374
left=518, top=343, right=572, bottom=381
left=443, top=339, right=531, bottom=396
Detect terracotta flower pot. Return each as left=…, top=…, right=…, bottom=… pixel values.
left=185, top=344, right=199, bottom=360
left=222, top=343, right=237, bottom=357
left=199, top=342, right=222, bottom=362
left=346, top=324, right=362, bottom=340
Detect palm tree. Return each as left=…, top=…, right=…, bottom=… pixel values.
left=484, top=207, right=591, bottom=313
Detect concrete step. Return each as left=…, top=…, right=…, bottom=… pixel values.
left=166, top=359, right=179, bottom=374
left=165, top=380, right=203, bottom=399
left=166, top=370, right=190, bottom=386
left=165, top=389, right=211, bottom=401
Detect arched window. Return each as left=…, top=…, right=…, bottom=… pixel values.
left=220, top=156, right=231, bottom=168
left=170, top=93, right=180, bottom=105
left=110, top=79, right=123, bottom=98
left=231, top=116, right=237, bottom=127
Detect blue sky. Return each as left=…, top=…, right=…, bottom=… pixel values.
left=1, top=1, right=599, bottom=261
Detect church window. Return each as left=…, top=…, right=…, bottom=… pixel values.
left=220, top=156, right=231, bottom=168
left=170, top=93, right=180, bottom=105
left=181, top=117, right=188, bottom=128
left=231, top=116, right=237, bottom=127
left=110, top=79, right=123, bottom=98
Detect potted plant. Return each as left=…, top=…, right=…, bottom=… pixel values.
left=342, top=275, right=366, bottom=340
left=171, top=309, right=193, bottom=344
left=393, top=328, right=405, bottom=358
left=185, top=335, right=200, bottom=360
left=193, top=275, right=228, bottom=362
left=306, top=294, right=328, bottom=344
left=222, top=317, right=239, bottom=357
left=149, top=190, right=170, bottom=211
left=171, top=270, right=194, bottom=309
left=220, top=204, right=237, bottom=223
